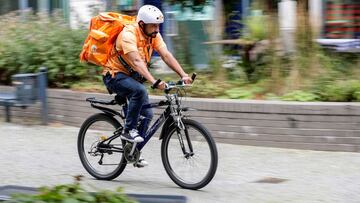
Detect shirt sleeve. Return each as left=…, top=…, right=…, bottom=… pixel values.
left=153, top=33, right=167, bottom=52
left=119, top=30, right=138, bottom=54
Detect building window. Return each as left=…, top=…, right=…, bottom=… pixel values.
left=325, top=0, right=360, bottom=39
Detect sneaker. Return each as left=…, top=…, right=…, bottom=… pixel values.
left=121, top=129, right=144, bottom=143
left=134, top=157, right=148, bottom=168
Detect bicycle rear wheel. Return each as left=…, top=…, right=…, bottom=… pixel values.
left=161, top=119, right=218, bottom=190
left=78, top=113, right=127, bottom=180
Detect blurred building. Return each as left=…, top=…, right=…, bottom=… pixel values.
left=275, top=0, right=359, bottom=39
left=0, top=0, right=65, bottom=15
left=0, top=0, right=357, bottom=40
left=0, top=0, right=224, bottom=68
left=263, top=0, right=359, bottom=53
left=323, top=0, right=359, bottom=39
left=0, top=0, right=357, bottom=65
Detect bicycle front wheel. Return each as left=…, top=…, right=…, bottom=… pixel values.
left=161, top=119, right=218, bottom=190
left=78, top=113, right=127, bottom=180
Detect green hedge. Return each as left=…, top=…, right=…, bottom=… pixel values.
left=317, top=80, right=360, bottom=102
left=0, top=12, right=99, bottom=87
left=4, top=181, right=136, bottom=203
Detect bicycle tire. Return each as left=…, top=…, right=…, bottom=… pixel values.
left=77, top=113, right=127, bottom=180
left=161, top=119, right=218, bottom=190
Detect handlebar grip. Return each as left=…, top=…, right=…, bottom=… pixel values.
left=191, top=73, right=197, bottom=81
left=151, top=79, right=162, bottom=89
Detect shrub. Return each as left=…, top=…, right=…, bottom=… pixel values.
left=354, top=91, right=360, bottom=102
left=281, top=90, right=319, bottom=102
left=350, top=80, right=360, bottom=102
left=314, top=80, right=360, bottom=102
left=225, top=88, right=254, bottom=99
left=0, top=11, right=98, bottom=87
left=4, top=180, right=136, bottom=203
left=224, top=86, right=264, bottom=99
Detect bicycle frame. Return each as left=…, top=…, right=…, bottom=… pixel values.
left=122, top=101, right=172, bottom=151
left=79, top=74, right=218, bottom=190
left=88, top=80, right=195, bottom=154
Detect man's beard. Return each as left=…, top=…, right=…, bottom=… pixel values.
left=140, top=23, right=158, bottom=38
left=146, top=31, right=158, bottom=38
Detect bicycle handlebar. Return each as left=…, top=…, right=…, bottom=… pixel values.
left=151, top=79, right=162, bottom=89
left=151, top=73, right=197, bottom=92
left=191, top=73, right=197, bottom=81
left=164, top=73, right=197, bottom=93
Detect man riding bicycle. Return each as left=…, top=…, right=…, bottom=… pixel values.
left=102, top=5, right=192, bottom=167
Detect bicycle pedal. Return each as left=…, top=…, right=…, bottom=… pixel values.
left=133, top=161, right=147, bottom=168
left=133, top=163, right=143, bottom=168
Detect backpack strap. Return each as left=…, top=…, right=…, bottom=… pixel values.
left=145, top=38, right=153, bottom=67
left=117, top=53, right=147, bottom=83
left=116, top=35, right=154, bottom=83
left=118, top=54, right=135, bottom=74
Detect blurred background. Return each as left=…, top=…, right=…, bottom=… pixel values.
left=0, top=2, right=359, bottom=200
left=0, top=0, right=359, bottom=101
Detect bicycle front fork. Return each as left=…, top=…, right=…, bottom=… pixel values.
left=176, top=125, right=194, bottom=158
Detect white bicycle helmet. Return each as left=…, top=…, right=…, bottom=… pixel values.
left=137, top=5, right=164, bottom=24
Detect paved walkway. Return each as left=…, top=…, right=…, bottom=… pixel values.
left=1, top=122, right=360, bottom=203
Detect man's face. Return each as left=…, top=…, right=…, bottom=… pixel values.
left=142, top=23, right=160, bottom=38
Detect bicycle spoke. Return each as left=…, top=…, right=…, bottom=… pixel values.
left=165, top=123, right=214, bottom=186
left=78, top=115, right=127, bottom=180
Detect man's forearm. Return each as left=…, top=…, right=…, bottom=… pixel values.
left=125, top=51, right=157, bottom=84
left=132, top=58, right=156, bottom=84
left=162, top=52, right=188, bottom=78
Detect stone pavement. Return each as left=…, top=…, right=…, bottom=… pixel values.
left=0, top=122, right=360, bottom=203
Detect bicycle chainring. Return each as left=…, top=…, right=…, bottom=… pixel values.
left=123, top=143, right=140, bottom=163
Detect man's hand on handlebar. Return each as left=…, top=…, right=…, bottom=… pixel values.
left=157, top=81, right=166, bottom=90
left=181, top=75, right=192, bottom=84
left=151, top=79, right=166, bottom=90
left=151, top=73, right=196, bottom=90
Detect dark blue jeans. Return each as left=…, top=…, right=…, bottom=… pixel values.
left=103, top=72, right=153, bottom=132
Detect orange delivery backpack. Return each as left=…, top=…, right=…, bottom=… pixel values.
left=80, top=12, right=136, bottom=67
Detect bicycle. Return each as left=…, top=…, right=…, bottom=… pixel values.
left=77, top=74, right=218, bottom=190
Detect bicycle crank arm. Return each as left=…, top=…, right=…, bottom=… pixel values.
left=130, top=143, right=137, bottom=155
